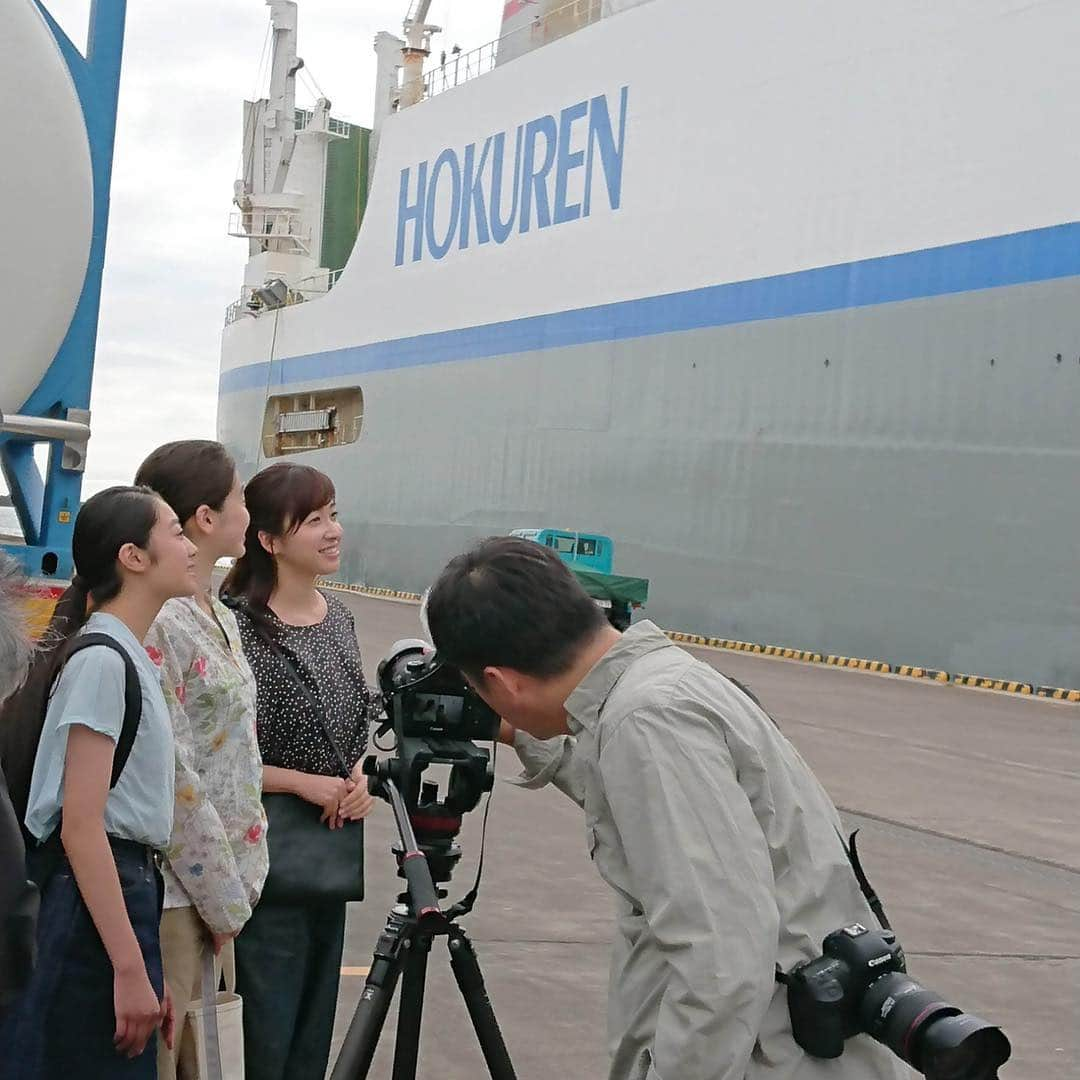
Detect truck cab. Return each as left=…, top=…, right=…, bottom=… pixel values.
left=510, top=528, right=648, bottom=631
left=510, top=529, right=614, bottom=574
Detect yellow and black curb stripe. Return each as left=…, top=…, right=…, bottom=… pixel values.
left=666, top=632, right=826, bottom=661
left=763, top=645, right=824, bottom=663
left=318, top=579, right=423, bottom=603
left=954, top=675, right=1034, bottom=695
left=1036, top=686, right=1080, bottom=703
left=364, top=587, right=424, bottom=601
left=316, top=579, right=1080, bottom=705
left=665, top=631, right=1076, bottom=702
left=826, top=656, right=893, bottom=673
left=895, top=666, right=950, bottom=683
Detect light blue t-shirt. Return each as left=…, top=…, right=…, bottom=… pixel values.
left=25, top=612, right=175, bottom=849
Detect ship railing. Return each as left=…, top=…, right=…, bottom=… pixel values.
left=293, top=267, right=346, bottom=296
left=401, top=0, right=604, bottom=103
left=415, top=39, right=499, bottom=98
left=224, top=268, right=346, bottom=327
left=294, top=108, right=352, bottom=138
left=227, top=209, right=311, bottom=255
left=224, top=297, right=248, bottom=326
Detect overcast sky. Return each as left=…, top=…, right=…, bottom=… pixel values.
left=31, top=0, right=501, bottom=497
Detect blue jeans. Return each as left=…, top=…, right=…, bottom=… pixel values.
left=0, top=839, right=164, bottom=1079
left=234, top=899, right=347, bottom=1080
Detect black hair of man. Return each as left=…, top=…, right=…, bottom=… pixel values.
left=425, top=536, right=608, bottom=679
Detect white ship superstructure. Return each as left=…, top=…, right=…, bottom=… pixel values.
left=219, top=0, right=1080, bottom=690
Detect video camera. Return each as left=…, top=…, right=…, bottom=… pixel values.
left=363, top=639, right=499, bottom=885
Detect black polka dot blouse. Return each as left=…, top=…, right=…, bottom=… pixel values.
left=233, top=592, right=380, bottom=777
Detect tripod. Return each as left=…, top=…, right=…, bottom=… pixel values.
left=330, top=774, right=517, bottom=1080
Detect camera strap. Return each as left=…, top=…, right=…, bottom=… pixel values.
left=838, top=827, right=892, bottom=931
left=776, top=828, right=891, bottom=987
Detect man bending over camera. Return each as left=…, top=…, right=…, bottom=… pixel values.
left=424, top=537, right=907, bottom=1080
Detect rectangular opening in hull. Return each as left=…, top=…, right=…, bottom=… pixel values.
left=260, top=388, right=363, bottom=457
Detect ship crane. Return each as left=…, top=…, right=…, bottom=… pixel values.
left=400, top=1, right=442, bottom=108
left=370, top=2, right=443, bottom=171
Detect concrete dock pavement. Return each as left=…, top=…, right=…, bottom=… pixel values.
left=325, top=593, right=1078, bottom=1079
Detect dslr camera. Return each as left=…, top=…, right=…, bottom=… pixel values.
left=365, top=639, right=499, bottom=883
left=786, top=923, right=1010, bottom=1079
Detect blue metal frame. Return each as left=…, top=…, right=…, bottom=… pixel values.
left=0, top=1, right=126, bottom=579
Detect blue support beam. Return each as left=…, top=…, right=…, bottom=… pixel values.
left=0, top=1, right=127, bottom=579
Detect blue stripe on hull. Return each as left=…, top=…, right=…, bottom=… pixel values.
left=220, top=220, right=1080, bottom=394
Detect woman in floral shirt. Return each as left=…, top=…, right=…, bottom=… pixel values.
left=136, top=441, right=268, bottom=1080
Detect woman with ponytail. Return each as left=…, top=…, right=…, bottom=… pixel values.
left=134, top=441, right=267, bottom=1080
left=221, top=463, right=378, bottom=1080
left=0, top=486, right=197, bottom=1078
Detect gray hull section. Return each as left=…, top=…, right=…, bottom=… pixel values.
left=218, top=277, right=1080, bottom=688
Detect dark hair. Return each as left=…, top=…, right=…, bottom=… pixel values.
left=425, top=536, right=607, bottom=679
left=48, top=485, right=161, bottom=646
left=220, top=463, right=335, bottom=615
left=3, top=486, right=160, bottom=732
left=134, top=440, right=236, bottom=526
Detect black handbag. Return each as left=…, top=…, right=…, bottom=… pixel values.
left=261, top=792, right=363, bottom=904
left=254, top=624, right=365, bottom=905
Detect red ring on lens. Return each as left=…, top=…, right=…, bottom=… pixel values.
left=903, top=1002, right=947, bottom=1062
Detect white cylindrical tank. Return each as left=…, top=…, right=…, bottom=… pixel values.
left=0, top=0, right=94, bottom=415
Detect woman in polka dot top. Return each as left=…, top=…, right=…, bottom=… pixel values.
left=221, top=463, right=378, bottom=1080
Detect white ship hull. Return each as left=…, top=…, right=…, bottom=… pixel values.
left=219, top=0, right=1080, bottom=688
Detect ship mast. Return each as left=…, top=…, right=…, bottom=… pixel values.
left=265, top=0, right=300, bottom=194
left=229, top=0, right=347, bottom=315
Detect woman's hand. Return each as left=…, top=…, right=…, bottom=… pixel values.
left=160, top=985, right=176, bottom=1051
left=212, top=930, right=237, bottom=956
left=296, top=773, right=349, bottom=823
left=113, top=963, right=165, bottom=1058
left=337, top=777, right=376, bottom=824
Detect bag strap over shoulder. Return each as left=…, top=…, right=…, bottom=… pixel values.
left=224, top=598, right=353, bottom=779
left=273, top=644, right=354, bottom=779
left=59, top=634, right=142, bottom=789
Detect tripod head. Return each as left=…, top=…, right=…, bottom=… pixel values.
left=367, top=639, right=498, bottom=891
left=365, top=735, right=492, bottom=886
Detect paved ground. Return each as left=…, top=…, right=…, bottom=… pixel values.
left=327, top=593, right=1078, bottom=1079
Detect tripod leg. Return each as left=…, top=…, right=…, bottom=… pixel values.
left=447, top=927, right=518, bottom=1080
left=391, top=932, right=431, bottom=1080
left=330, top=912, right=410, bottom=1080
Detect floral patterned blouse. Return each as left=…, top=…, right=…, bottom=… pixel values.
left=144, top=595, right=268, bottom=934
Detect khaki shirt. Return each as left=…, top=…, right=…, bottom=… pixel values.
left=511, top=622, right=910, bottom=1080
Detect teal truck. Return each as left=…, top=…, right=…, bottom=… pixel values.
left=510, top=529, right=649, bottom=631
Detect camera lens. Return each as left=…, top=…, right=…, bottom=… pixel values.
left=860, top=973, right=1011, bottom=1080
left=919, top=1015, right=1012, bottom=1080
